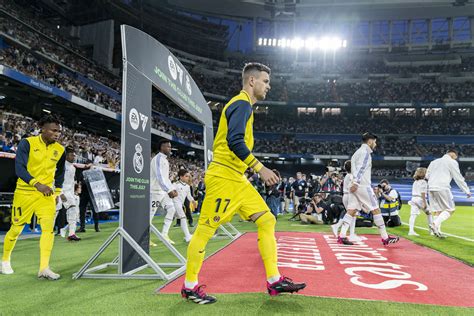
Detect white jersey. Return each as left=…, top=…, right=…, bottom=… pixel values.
left=62, top=161, right=76, bottom=193
left=343, top=173, right=353, bottom=194
left=150, top=152, right=174, bottom=194
left=173, top=181, right=195, bottom=207
left=351, top=143, right=373, bottom=187
left=411, top=179, right=428, bottom=198
left=426, top=154, right=471, bottom=194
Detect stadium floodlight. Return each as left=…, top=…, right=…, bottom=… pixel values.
left=257, top=36, right=347, bottom=50
left=319, top=36, right=343, bottom=50
left=305, top=37, right=317, bottom=50
left=291, top=38, right=304, bottom=49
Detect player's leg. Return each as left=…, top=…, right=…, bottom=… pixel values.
left=338, top=192, right=358, bottom=244
left=66, top=205, right=80, bottom=241
left=161, top=200, right=177, bottom=243
left=430, top=190, right=454, bottom=237
left=173, top=200, right=192, bottom=242
left=348, top=212, right=360, bottom=241
left=2, top=191, right=36, bottom=274
left=182, top=176, right=226, bottom=304
left=36, top=195, right=60, bottom=279
left=240, top=182, right=306, bottom=295
left=408, top=201, right=420, bottom=236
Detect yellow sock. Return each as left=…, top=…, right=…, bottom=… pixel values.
left=39, top=217, right=55, bottom=271
left=185, top=223, right=216, bottom=283
left=255, top=212, right=280, bottom=279
left=2, top=224, right=24, bottom=262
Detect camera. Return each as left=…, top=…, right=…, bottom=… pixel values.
left=325, top=159, right=342, bottom=174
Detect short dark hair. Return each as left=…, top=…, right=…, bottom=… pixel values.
left=446, top=149, right=458, bottom=156
left=344, top=160, right=351, bottom=173
left=38, top=114, right=61, bottom=127
left=242, top=62, right=271, bottom=83
left=379, top=179, right=389, bottom=185
left=158, top=139, right=171, bottom=150
left=362, top=132, right=377, bottom=143
left=65, top=146, right=75, bottom=154
left=178, top=169, right=189, bottom=178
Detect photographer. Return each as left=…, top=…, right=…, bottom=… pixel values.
left=299, top=194, right=324, bottom=225
left=377, top=179, right=402, bottom=227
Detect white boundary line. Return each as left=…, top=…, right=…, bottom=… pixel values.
left=401, top=221, right=474, bottom=242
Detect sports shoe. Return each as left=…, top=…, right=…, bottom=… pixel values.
left=1, top=261, right=14, bottom=274
left=408, top=231, right=420, bottom=236
left=267, top=276, right=306, bottom=296
left=67, top=234, right=81, bottom=241
left=150, top=241, right=158, bottom=247
left=38, top=267, right=60, bottom=280
left=181, top=284, right=217, bottom=304
left=60, top=228, right=67, bottom=238
left=348, top=234, right=362, bottom=242
left=331, top=223, right=339, bottom=238
left=163, top=234, right=175, bottom=245
left=337, top=236, right=354, bottom=245
left=184, top=235, right=193, bottom=243
left=429, top=223, right=442, bottom=238
left=382, top=235, right=400, bottom=245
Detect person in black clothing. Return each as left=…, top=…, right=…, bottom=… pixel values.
left=291, top=172, right=307, bottom=213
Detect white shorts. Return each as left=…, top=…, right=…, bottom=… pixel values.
left=151, top=192, right=174, bottom=212
left=347, top=186, right=378, bottom=212
left=408, top=197, right=429, bottom=215
left=429, top=190, right=455, bottom=213
left=56, top=191, right=77, bottom=210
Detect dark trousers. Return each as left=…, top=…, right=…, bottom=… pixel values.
left=55, top=207, right=67, bottom=233
left=79, top=192, right=99, bottom=230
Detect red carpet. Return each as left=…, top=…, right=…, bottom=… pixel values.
left=159, top=232, right=474, bottom=307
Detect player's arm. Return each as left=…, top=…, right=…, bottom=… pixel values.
left=15, top=139, right=36, bottom=186
left=54, top=151, right=66, bottom=195
left=449, top=160, right=471, bottom=196
left=225, top=100, right=277, bottom=185
left=186, top=186, right=195, bottom=203
left=352, top=150, right=370, bottom=186
left=155, top=157, right=176, bottom=196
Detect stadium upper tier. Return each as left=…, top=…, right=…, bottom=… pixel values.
left=0, top=0, right=472, bottom=160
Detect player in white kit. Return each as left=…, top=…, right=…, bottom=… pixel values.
left=338, top=133, right=399, bottom=246
left=331, top=160, right=360, bottom=242
left=56, top=147, right=81, bottom=241
left=150, top=140, right=179, bottom=245
left=426, top=150, right=471, bottom=238
left=408, top=167, right=431, bottom=236
left=172, top=169, right=194, bottom=242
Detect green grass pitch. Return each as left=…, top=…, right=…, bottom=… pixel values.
left=0, top=205, right=472, bottom=315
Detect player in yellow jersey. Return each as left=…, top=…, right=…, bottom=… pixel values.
left=1, top=115, right=65, bottom=280
left=181, top=63, right=306, bottom=304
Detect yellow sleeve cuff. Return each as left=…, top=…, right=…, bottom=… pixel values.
left=243, top=154, right=264, bottom=173
left=29, top=178, right=38, bottom=187
left=55, top=188, right=62, bottom=194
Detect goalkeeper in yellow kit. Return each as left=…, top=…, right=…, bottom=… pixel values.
left=181, top=63, right=306, bottom=304
left=1, top=115, right=65, bottom=280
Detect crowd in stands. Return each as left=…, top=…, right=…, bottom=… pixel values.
left=228, top=55, right=474, bottom=76
left=0, top=0, right=472, bottom=159
left=253, top=114, right=474, bottom=135
left=0, top=110, right=121, bottom=169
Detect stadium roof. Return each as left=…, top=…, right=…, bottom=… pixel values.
left=166, top=0, right=474, bottom=20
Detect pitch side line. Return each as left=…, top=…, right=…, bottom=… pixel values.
left=401, top=221, right=474, bottom=242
